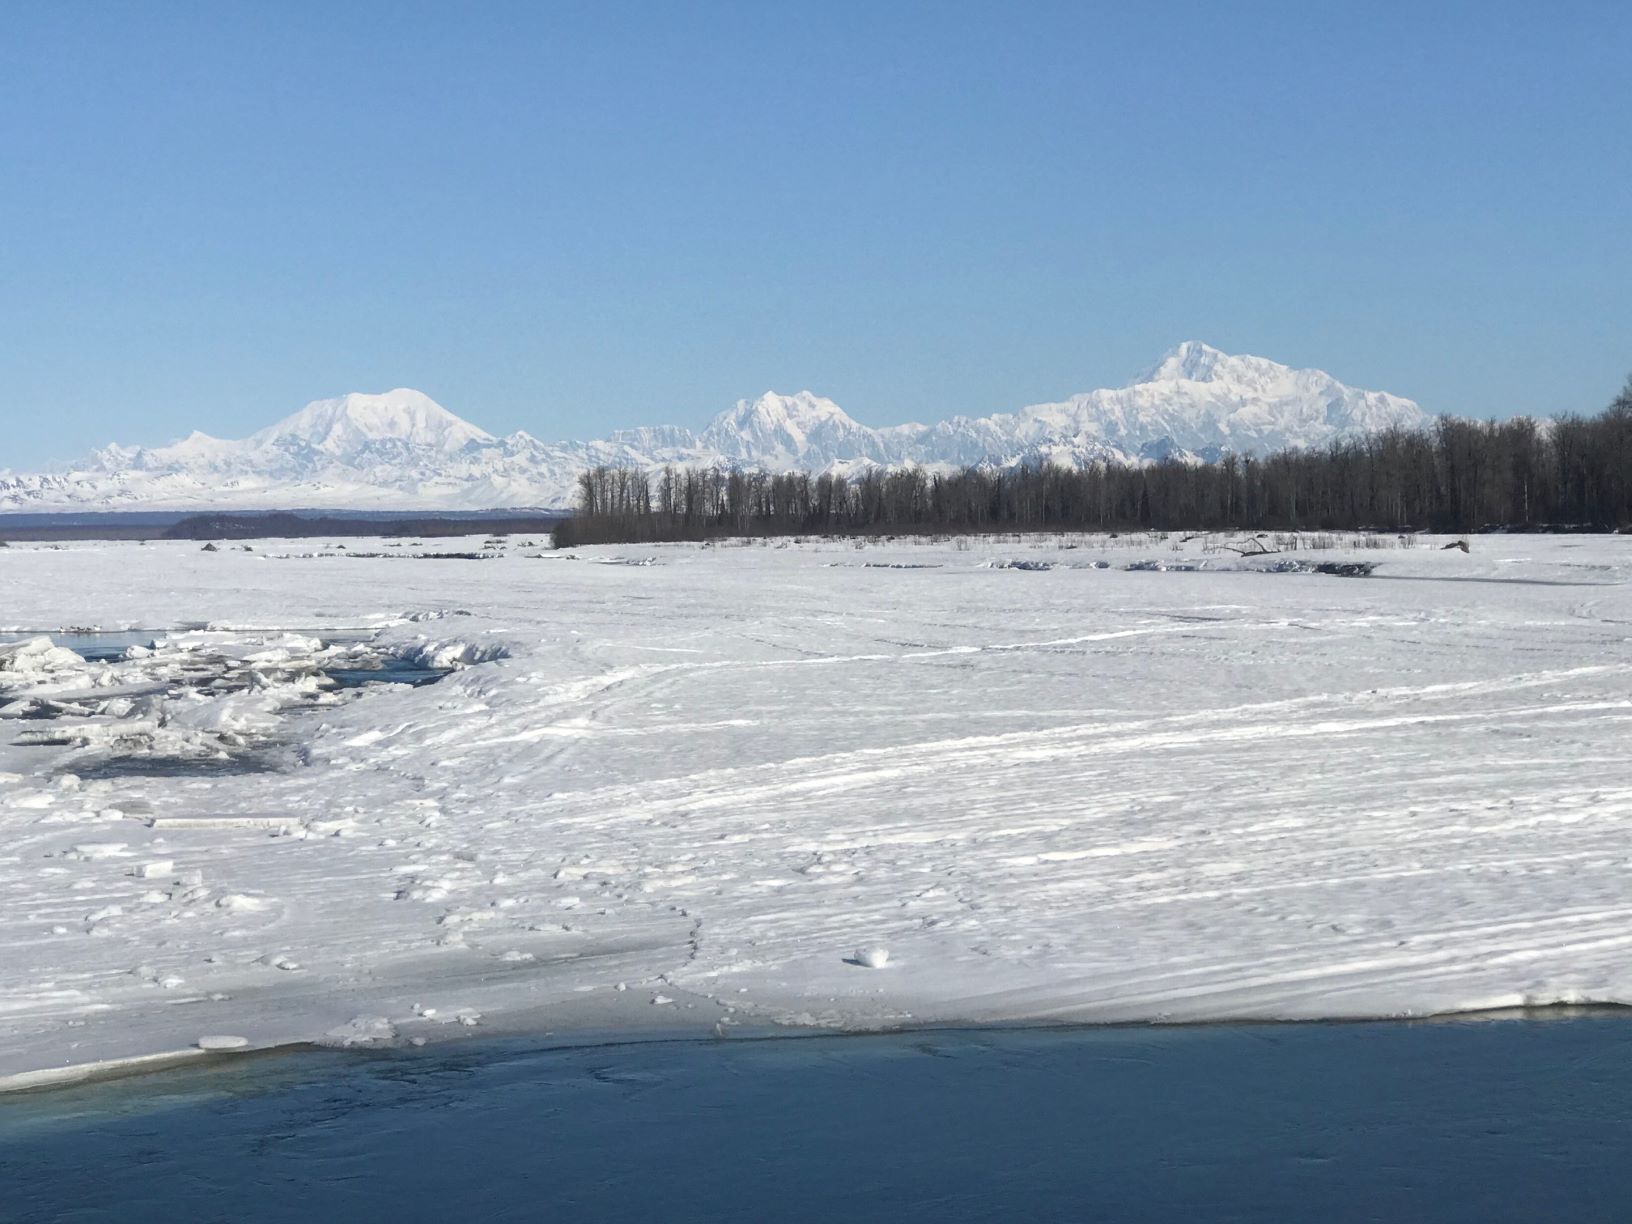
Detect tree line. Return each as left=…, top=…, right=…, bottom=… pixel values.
left=553, top=381, right=1632, bottom=546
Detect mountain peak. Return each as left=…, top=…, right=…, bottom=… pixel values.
left=1134, top=341, right=1231, bottom=385
left=739, top=390, right=856, bottom=427
left=700, top=390, right=884, bottom=465
left=249, top=389, right=494, bottom=456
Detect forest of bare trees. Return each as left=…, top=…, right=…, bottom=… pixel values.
left=554, top=382, right=1632, bottom=547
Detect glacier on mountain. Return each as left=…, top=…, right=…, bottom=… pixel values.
left=0, top=344, right=1430, bottom=512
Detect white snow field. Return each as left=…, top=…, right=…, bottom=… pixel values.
left=1, top=531, right=1630, bottom=1086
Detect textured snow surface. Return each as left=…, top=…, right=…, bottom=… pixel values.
left=1, top=532, right=1629, bottom=1084
left=0, top=344, right=1428, bottom=511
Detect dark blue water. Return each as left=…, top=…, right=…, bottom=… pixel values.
left=3, top=1018, right=1630, bottom=1223
left=21, top=631, right=161, bottom=662
left=324, top=660, right=451, bottom=688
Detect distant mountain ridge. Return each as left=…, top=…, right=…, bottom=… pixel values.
left=0, top=344, right=1430, bottom=512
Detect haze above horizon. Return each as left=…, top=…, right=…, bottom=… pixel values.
left=3, top=1, right=1629, bottom=469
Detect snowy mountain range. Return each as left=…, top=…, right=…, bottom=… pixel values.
left=0, top=343, right=1429, bottom=513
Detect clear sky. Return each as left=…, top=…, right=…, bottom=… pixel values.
left=2, top=1, right=1629, bottom=468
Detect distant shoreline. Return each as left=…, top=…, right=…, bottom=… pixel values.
left=0, top=508, right=567, bottom=542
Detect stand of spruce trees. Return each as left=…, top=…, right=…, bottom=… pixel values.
left=554, top=381, right=1632, bottom=547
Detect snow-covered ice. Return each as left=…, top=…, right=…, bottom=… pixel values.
left=2, top=529, right=1631, bottom=1085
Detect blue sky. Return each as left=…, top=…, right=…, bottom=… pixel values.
left=2, top=1, right=1629, bottom=467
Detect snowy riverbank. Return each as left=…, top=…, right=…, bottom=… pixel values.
left=2, top=530, right=1631, bottom=1086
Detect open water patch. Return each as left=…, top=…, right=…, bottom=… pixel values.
left=70, top=751, right=286, bottom=781
left=3, top=1016, right=1632, bottom=1222
left=50, top=631, right=164, bottom=662
left=323, top=659, right=454, bottom=688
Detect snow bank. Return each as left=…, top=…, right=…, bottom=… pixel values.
left=395, top=637, right=511, bottom=669
left=2, top=533, right=1631, bottom=1085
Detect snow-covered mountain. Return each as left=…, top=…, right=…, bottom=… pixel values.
left=699, top=390, right=894, bottom=468
left=0, top=345, right=1430, bottom=512
left=903, top=341, right=1429, bottom=467
left=247, top=389, right=495, bottom=456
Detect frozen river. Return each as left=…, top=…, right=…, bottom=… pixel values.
left=1, top=530, right=1630, bottom=1084
left=5, top=1015, right=1632, bottom=1222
